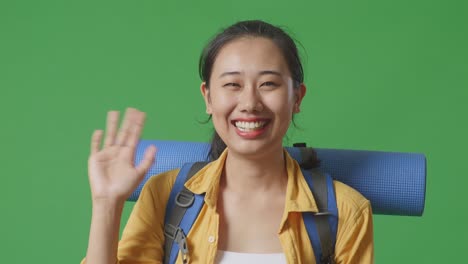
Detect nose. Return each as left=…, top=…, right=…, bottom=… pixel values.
left=238, top=86, right=264, bottom=113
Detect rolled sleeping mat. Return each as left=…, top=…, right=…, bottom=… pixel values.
left=130, top=140, right=426, bottom=216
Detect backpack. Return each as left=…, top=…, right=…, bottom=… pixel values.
left=162, top=146, right=338, bottom=264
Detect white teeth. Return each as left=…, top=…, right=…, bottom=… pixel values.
left=234, top=121, right=266, bottom=131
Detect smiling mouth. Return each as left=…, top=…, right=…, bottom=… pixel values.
left=234, top=120, right=268, bottom=132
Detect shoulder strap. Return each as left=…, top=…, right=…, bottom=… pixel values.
left=163, top=146, right=338, bottom=264
left=302, top=168, right=339, bottom=264
left=164, top=162, right=208, bottom=264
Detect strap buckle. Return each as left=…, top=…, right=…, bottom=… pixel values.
left=175, top=189, right=195, bottom=208
left=164, top=224, right=189, bottom=262
left=164, top=224, right=179, bottom=240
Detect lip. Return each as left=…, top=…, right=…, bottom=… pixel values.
left=231, top=117, right=271, bottom=123
left=231, top=118, right=271, bottom=139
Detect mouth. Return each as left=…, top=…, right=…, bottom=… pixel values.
left=231, top=119, right=271, bottom=139
left=233, top=120, right=268, bottom=132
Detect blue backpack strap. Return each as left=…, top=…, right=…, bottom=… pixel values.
left=163, top=162, right=208, bottom=264
left=302, top=168, right=339, bottom=264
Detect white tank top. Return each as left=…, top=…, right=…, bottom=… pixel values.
left=215, top=250, right=287, bottom=264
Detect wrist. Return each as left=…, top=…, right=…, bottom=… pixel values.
left=92, top=197, right=125, bottom=211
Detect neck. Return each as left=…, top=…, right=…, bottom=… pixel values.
left=222, top=146, right=288, bottom=194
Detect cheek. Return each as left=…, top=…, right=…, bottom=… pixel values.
left=209, top=91, right=237, bottom=130
left=210, top=90, right=236, bottom=112
left=263, top=92, right=295, bottom=118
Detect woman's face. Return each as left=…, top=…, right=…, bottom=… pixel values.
left=201, top=37, right=306, bottom=158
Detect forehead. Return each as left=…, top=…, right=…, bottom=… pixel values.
left=211, top=37, right=290, bottom=77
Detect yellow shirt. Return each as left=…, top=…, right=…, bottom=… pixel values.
left=81, top=149, right=374, bottom=263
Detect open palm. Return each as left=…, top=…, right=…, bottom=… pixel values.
left=88, top=108, right=156, bottom=203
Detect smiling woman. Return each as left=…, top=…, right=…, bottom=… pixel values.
left=81, top=20, right=374, bottom=264
left=201, top=37, right=305, bottom=158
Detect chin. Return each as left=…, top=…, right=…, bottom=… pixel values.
left=226, top=139, right=281, bottom=158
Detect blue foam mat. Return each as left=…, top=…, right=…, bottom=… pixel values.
left=131, top=140, right=426, bottom=216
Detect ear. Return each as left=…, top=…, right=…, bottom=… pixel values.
left=200, top=82, right=212, bottom=114
left=293, top=83, right=307, bottom=113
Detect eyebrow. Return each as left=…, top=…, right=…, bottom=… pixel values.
left=218, top=70, right=282, bottom=78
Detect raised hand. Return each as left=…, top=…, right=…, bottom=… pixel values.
left=88, top=108, right=157, bottom=204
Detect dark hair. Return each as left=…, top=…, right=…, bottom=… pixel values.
left=199, top=20, right=319, bottom=168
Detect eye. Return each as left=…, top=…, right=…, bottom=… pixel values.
left=260, top=81, right=279, bottom=88
left=223, top=82, right=241, bottom=87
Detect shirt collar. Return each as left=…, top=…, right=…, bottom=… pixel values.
left=279, top=148, right=319, bottom=232
left=184, top=149, right=227, bottom=208
left=184, top=148, right=319, bottom=226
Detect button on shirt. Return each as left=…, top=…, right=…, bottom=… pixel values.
left=81, top=148, right=374, bottom=264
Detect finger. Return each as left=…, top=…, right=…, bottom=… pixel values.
left=90, top=130, right=103, bottom=155
left=103, top=111, right=120, bottom=147
left=116, top=108, right=137, bottom=146
left=136, top=145, right=157, bottom=176
left=126, top=111, right=146, bottom=149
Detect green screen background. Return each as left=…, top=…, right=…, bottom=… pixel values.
left=1, top=0, right=467, bottom=263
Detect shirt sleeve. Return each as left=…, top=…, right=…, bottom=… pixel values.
left=80, top=170, right=178, bottom=264
left=334, top=181, right=375, bottom=264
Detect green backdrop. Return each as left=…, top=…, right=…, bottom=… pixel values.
left=1, top=0, right=467, bottom=263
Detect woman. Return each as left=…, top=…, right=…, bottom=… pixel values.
left=82, top=20, right=374, bottom=264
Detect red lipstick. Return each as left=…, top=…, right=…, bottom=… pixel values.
left=231, top=118, right=270, bottom=139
